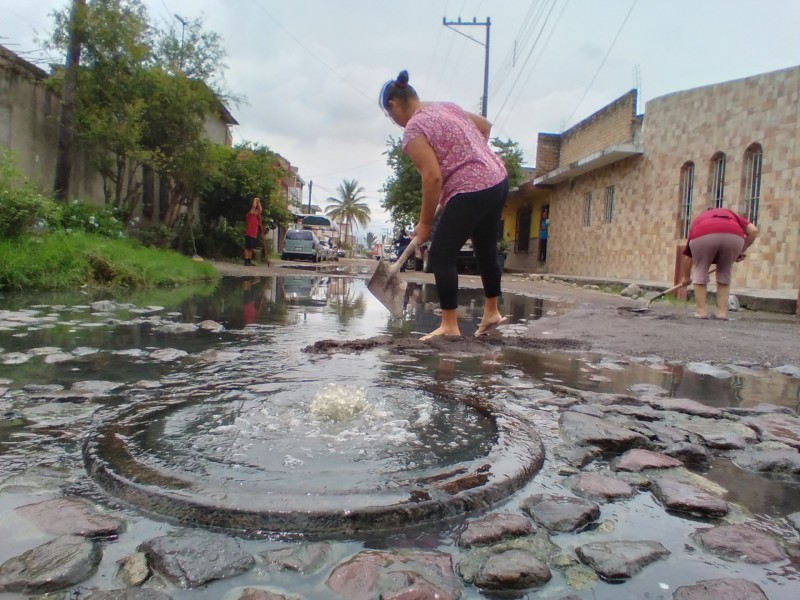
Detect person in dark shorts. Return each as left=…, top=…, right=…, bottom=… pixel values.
left=681, top=207, right=758, bottom=320
left=243, top=197, right=262, bottom=266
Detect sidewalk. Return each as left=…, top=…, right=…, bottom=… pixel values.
left=508, top=271, right=799, bottom=315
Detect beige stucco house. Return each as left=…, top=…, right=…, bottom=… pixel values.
left=505, top=65, right=800, bottom=294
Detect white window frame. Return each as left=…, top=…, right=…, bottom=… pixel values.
left=582, top=192, right=592, bottom=227
left=743, top=144, right=762, bottom=225
left=679, top=162, right=694, bottom=238
left=710, top=153, right=726, bottom=208
left=604, top=185, right=615, bottom=224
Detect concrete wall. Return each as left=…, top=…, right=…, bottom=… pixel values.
left=0, top=48, right=105, bottom=203
left=537, top=66, right=800, bottom=291
left=559, top=90, right=638, bottom=166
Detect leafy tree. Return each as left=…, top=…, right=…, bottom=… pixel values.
left=491, top=138, right=526, bottom=188
left=49, top=0, right=153, bottom=210
left=365, top=231, right=377, bottom=251
left=325, top=180, right=371, bottom=257
left=199, top=143, right=291, bottom=231
left=380, top=137, right=421, bottom=228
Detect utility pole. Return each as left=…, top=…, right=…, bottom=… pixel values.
left=442, top=16, right=491, bottom=117
left=53, top=0, right=86, bottom=201
left=307, top=180, right=313, bottom=214
left=174, top=14, right=188, bottom=71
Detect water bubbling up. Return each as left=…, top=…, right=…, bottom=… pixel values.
left=308, top=383, right=369, bottom=421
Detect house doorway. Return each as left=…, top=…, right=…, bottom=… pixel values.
left=515, top=206, right=531, bottom=252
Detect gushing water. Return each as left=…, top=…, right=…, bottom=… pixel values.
left=308, top=383, right=368, bottom=421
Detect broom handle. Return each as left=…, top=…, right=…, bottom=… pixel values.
left=387, top=238, right=420, bottom=276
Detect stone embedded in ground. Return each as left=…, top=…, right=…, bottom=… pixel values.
left=672, top=577, right=768, bottom=600
left=326, top=550, right=460, bottom=600
left=742, top=413, right=800, bottom=449
left=663, top=442, right=710, bottom=467
left=559, top=411, right=649, bottom=452
left=620, top=284, right=641, bottom=298
left=237, top=588, right=302, bottom=600
left=260, top=542, right=332, bottom=574
left=473, top=549, right=552, bottom=590
left=732, top=449, right=800, bottom=474
left=650, top=477, right=729, bottom=518
left=638, top=421, right=690, bottom=445
left=614, top=448, right=683, bottom=472
left=686, top=362, right=732, bottom=379
left=0, top=535, right=102, bottom=594
left=116, top=552, right=150, bottom=586
left=138, top=530, right=255, bottom=588
left=692, top=525, right=788, bottom=564
left=640, top=396, right=723, bottom=419
left=15, top=497, right=124, bottom=538
left=457, top=530, right=561, bottom=586
left=602, top=403, right=661, bottom=421
left=149, top=348, right=189, bottom=361
left=458, top=513, right=534, bottom=547
left=575, top=540, right=670, bottom=582
left=85, top=590, right=174, bottom=600
left=567, top=472, right=635, bottom=503
left=772, top=364, right=800, bottom=378
left=520, top=494, right=600, bottom=532
left=198, top=319, right=224, bottom=332
left=553, top=445, right=598, bottom=468
left=671, top=415, right=757, bottom=449
left=70, top=380, right=124, bottom=395
left=788, top=512, right=800, bottom=534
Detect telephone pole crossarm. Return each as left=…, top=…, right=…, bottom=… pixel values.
left=442, top=16, right=491, bottom=117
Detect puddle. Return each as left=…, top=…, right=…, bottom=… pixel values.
left=0, top=275, right=798, bottom=599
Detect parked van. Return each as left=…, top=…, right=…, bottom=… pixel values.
left=281, top=230, right=323, bottom=262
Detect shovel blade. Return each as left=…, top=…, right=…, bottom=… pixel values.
left=367, top=258, right=407, bottom=318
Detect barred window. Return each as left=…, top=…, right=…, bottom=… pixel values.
left=679, top=162, right=694, bottom=238
left=582, top=192, right=592, bottom=227
left=709, top=152, right=726, bottom=208
left=743, top=144, right=762, bottom=225
left=604, top=185, right=615, bottom=224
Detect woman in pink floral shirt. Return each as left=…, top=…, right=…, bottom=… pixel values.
left=380, top=70, right=509, bottom=340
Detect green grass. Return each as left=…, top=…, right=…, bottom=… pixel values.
left=0, top=232, right=219, bottom=291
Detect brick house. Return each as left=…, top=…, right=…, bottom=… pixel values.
left=505, top=65, right=800, bottom=293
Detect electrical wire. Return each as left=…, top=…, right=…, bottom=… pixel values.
left=564, top=0, right=637, bottom=128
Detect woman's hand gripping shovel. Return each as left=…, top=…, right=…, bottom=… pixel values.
left=368, top=237, right=420, bottom=318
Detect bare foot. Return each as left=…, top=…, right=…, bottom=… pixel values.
left=694, top=311, right=708, bottom=319
left=420, top=326, right=460, bottom=341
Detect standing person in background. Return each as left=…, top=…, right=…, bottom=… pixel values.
left=379, top=70, right=509, bottom=340
left=394, top=228, right=412, bottom=272
left=538, top=207, right=549, bottom=263
left=681, top=207, right=758, bottom=320
left=243, top=197, right=262, bottom=266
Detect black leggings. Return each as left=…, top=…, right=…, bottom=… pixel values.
left=429, top=178, right=509, bottom=310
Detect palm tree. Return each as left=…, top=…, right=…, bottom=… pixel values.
left=325, top=179, right=371, bottom=257
left=365, top=232, right=377, bottom=253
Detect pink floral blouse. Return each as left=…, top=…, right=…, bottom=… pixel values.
left=402, top=102, right=507, bottom=206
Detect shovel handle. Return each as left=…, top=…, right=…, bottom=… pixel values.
left=387, top=237, right=420, bottom=276
left=646, top=267, right=716, bottom=308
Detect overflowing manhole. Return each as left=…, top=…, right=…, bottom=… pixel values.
left=84, top=382, right=544, bottom=537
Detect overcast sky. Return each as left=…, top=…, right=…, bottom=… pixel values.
left=3, top=0, right=800, bottom=238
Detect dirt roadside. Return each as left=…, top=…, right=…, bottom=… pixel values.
left=213, top=258, right=800, bottom=368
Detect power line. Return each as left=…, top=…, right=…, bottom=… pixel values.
left=564, top=0, right=637, bottom=128
left=248, top=0, right=373, bottom=106
left=492, top=0, right=558, bottom=128
left=495, top=0, right=569, bottom=133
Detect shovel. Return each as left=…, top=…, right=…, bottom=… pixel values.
left=636, top=267, right=716, bottom=312
left=368, top=237, right=419, bottom=318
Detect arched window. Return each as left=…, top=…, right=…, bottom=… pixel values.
left=743, top=143, right=762, bottom=224
left=678, top=161, right=694, bottom=238
left=709, top=152, right=726, bottom=208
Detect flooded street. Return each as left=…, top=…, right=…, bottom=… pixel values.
left=1, top=274, right=799, bottom=599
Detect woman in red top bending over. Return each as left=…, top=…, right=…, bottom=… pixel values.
left=681, top=207, right=758, bottom=320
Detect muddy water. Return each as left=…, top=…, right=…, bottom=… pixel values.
left=0, top=275, right=798, bottom=599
